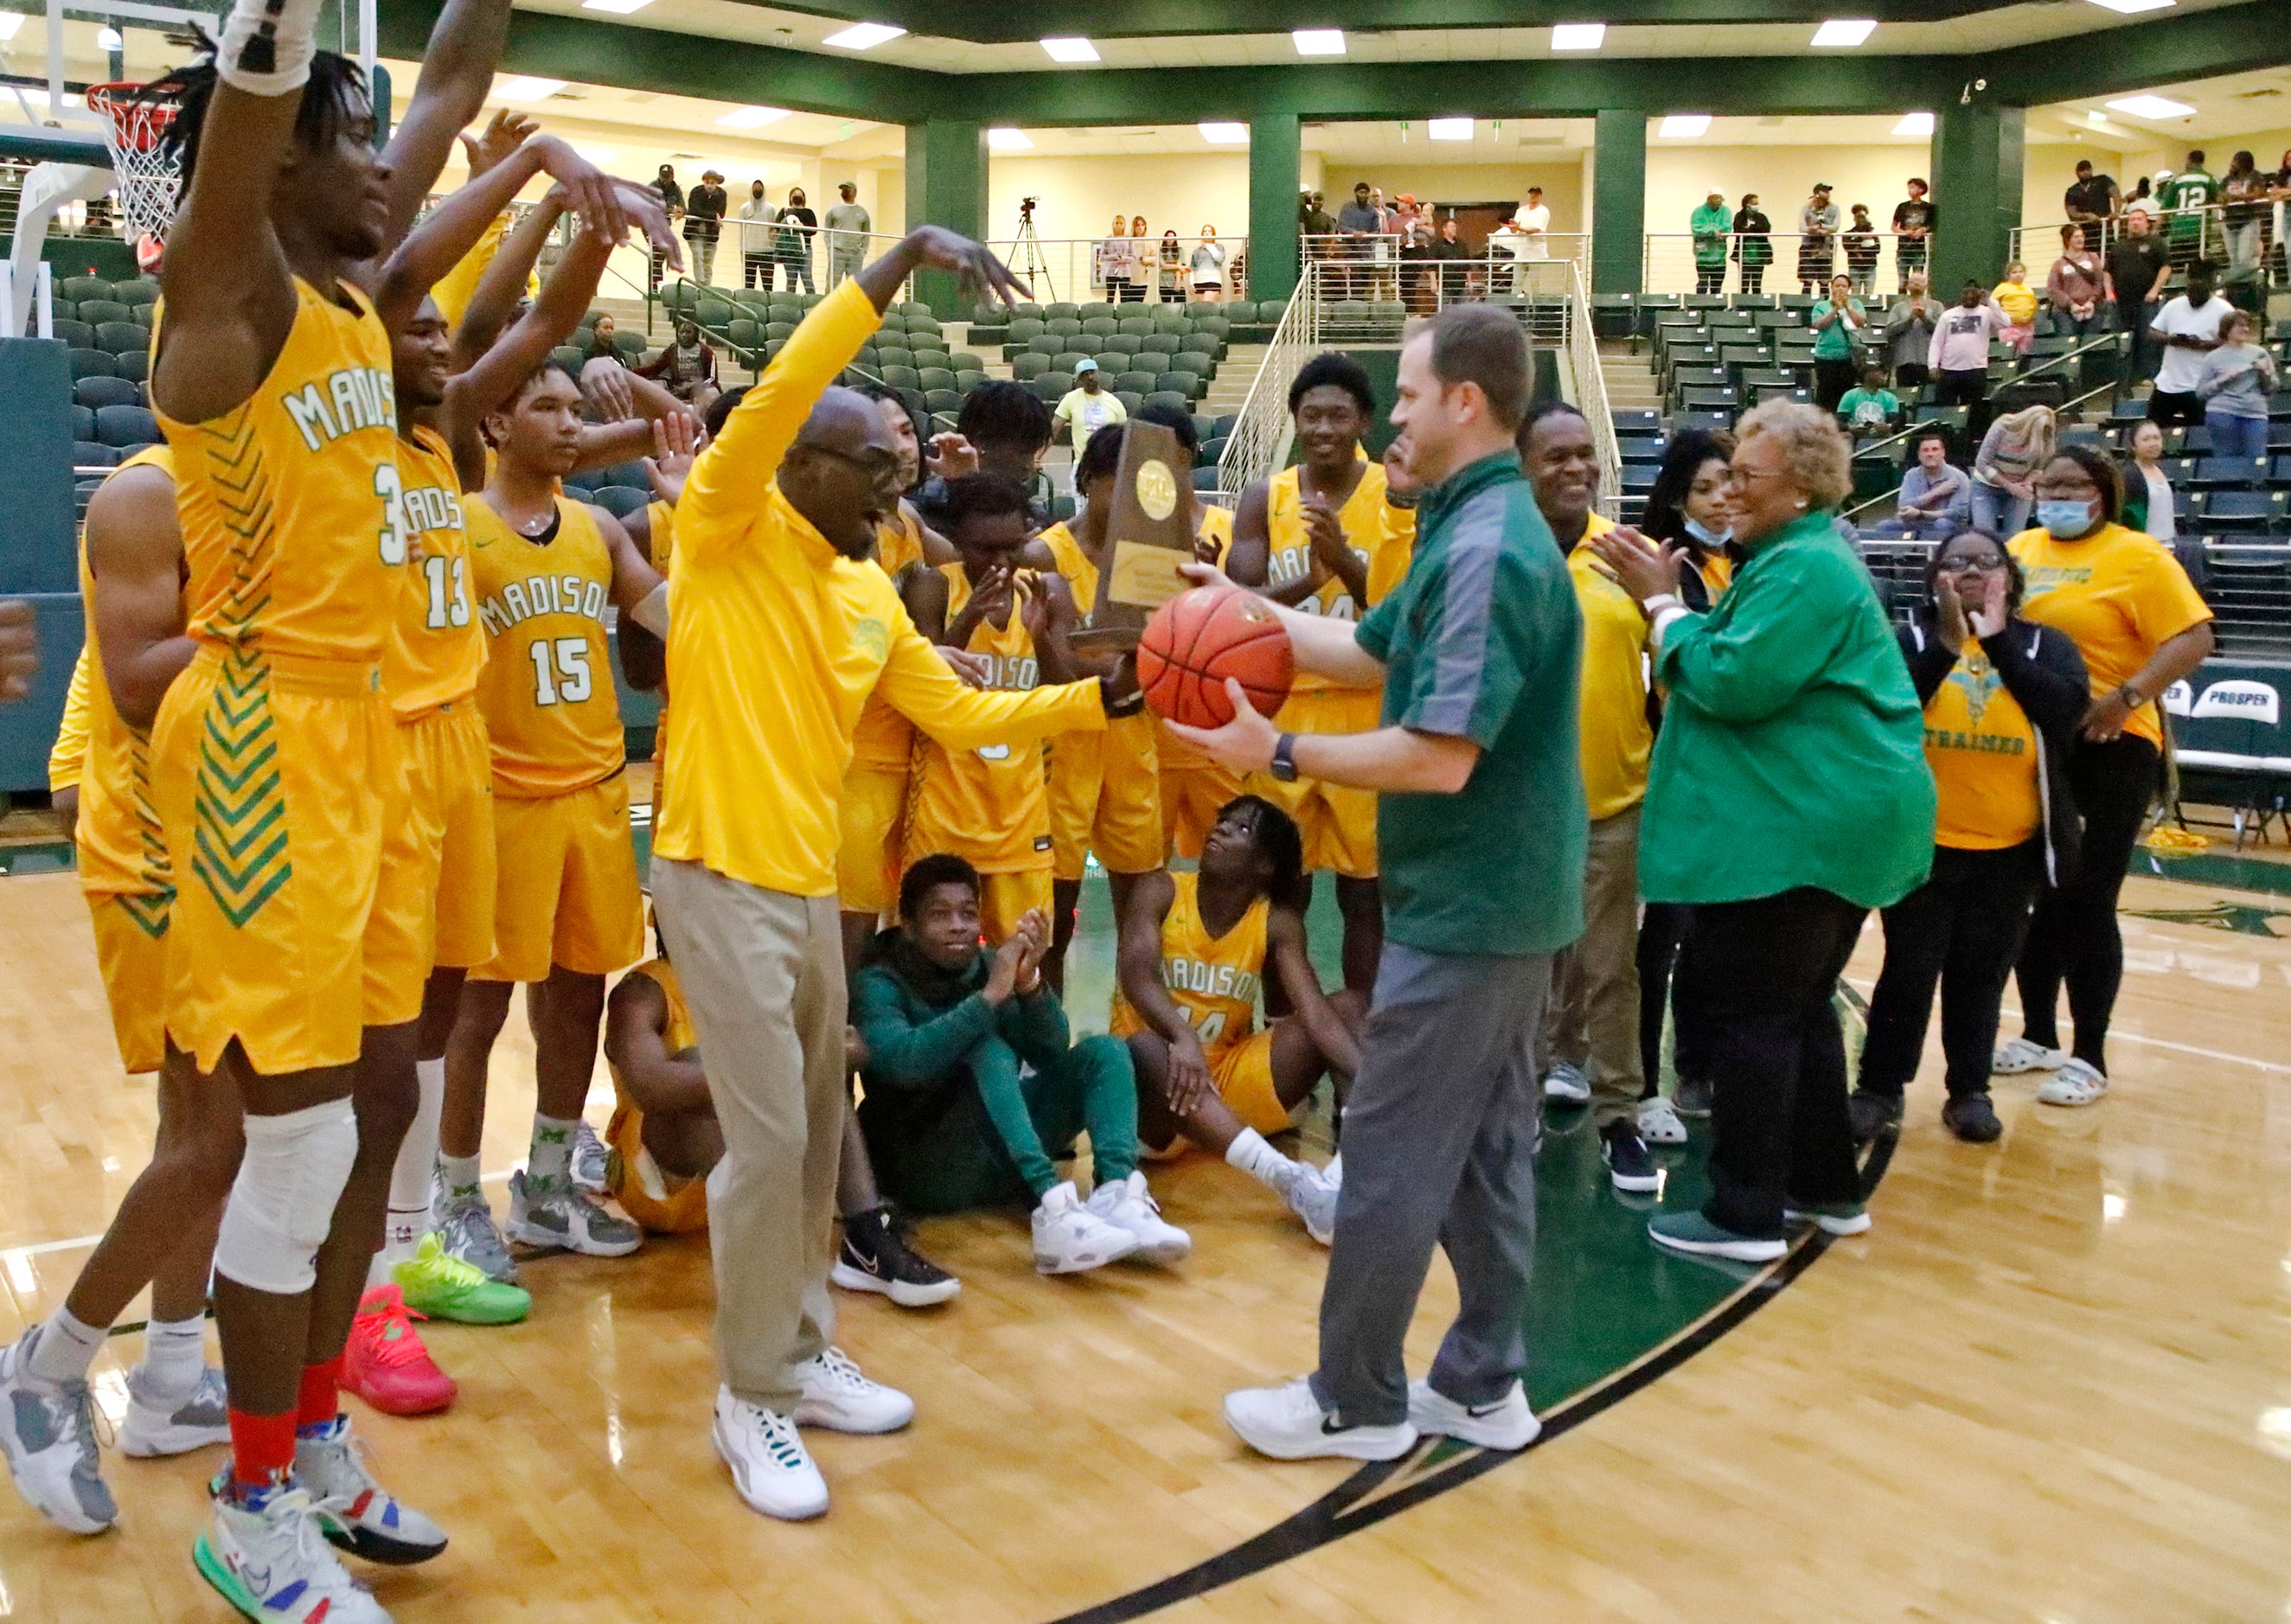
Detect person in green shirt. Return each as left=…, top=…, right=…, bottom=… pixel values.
left=1163, top=304, right=1584, bottom=1466
left=1691, top=189, right=1732, bottom=296
left=1835, top=362, right=1901, bottom=438
left=2159, top=151, right=2217, bottom=269
left=1590, top=399, right=1934, bottom=1264
left=1810, top=272, right=1867, bottom=411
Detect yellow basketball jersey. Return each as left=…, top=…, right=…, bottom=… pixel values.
left=645, top=499, right=675, bottom=573
left=903, top=563, right=1051, bottom=873
left=848, top=509, right=930, bottom=772
left=157, top=278, right=405, bottom=666
left=605, top=956, right=711, bottom=1234
left=73, top=447, right=176, bottom=919
left=878, top=503, right=926, bottom=579
left=1264, top=462, right=1413, bottom=693
left=382, top=426, right=483, bottom=720
left=468, top=494, right=624, bottom=798
left=1109, top=870, right=1266, bottom=1049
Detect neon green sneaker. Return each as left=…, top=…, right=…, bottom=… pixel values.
left=392, top=1233, right=532, bottom=1325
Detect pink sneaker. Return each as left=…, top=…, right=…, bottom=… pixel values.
left=342, top=1285, right=456, bottom=1416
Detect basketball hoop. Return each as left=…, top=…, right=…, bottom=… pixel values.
left=85, top=80, right=182, bottom=264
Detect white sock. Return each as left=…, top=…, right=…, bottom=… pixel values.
left=25, top=1306, right=105, bottom=1385
left=439, top=1153, right=484, bottom=1205
left=528, top=1114, right=579, bottom=1190
left=1225, top=1128, right=1299, bottom=1195
left=137, top=1315, right=207, bottom=1396
left=374, top=1057, right=445, bottom=1280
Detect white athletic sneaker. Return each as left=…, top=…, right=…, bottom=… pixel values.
left=1032, top=1180, right=1140, bottom=1274
left=1993, top=1036, right=2069, bottom=1075
left=1284, top=1163, right=1340, bottom=1246
left=292, top=1415, right=448, bottom=1565
left=0, top=1331, right=114, bottom=1533
left=569, top=1119, right=611, bottom=1196
left=1223, top=1376, right=1417, bottom=1461
left=790, top=1347, right=914, bottom=1435
left=1407, top=1378, right=1540, bottom=1452
left=1637, top=1095, right=1689, bottom=1146
left=714, top=1387, right=828, bottom=1520
left=1541, top=1062, right=1590, bottom=1105
left=1085, top=1172, right=1193, bottom=1264
left=505, top=1170, right=643, bottom=1257
left=120, top=1364, right=230, bottom=1458
left=195, top=1486, right=391, bottom=1624
left=2036, top=1057, right=2110, bottom=1107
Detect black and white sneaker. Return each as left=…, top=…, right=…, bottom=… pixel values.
left=832, top=1206, right=961, bottom=1308
left=1600, top=1121, right=1660, bottom=1192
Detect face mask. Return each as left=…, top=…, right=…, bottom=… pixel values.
left=2037, top=499, right=2100, bottom=539
left=1683, top=516, right=1732, bottom=547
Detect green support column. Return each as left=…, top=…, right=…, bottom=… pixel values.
left=1247, top=112, right=1302, bottom=308
left=1590, top=109, right=1647, bottom=296
left=905, top=118, right=987, bottom=316
left=1930, top=104, right=2025, bottom=299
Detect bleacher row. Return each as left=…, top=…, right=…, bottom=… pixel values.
left=965, top=300, right=1268, bottom=417
left=54, top=277, right=165, bottom=502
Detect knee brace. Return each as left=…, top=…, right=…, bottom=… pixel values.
left=214, top=1097, right=359, bottom=1295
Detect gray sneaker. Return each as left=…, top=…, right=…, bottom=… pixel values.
left=438, top=1193, right=520, bottom=1284
left=569, top=1120, right=611, bottom=1196
left=1541, top=1062, right=1590, bottom=1106
left=1284, top=1163, right=1340, bottom=1246
left=0, top=1331, right=115, bottom=1534
left=121, top=1363, right=230, bottom=1458
left=505, top=1171, right=643, bottom=1258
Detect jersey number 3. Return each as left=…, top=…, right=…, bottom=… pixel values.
left=374, top=464, right=410, bottom=566
left=529, top=637, right=593, bottom=707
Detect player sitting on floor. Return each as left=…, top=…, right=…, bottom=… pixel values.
left=1113, top=796, right=1360, bottom=1244
left=852, top=854, right=1190, bottom=1275
left=599, top=918, right=958, bottom=1304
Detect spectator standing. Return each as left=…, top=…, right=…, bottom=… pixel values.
left=2119, top=419, right=2177, bottom=540
left=1098, top=215, right=1133, bottom=304
left=2000, top=447, right=2215, bottom=1107
left=1850, top=532, right=2089, bottom=1145
left=2064, top=160, right=2118, bottom=253
left=1810, top=272, right=1866, bottom=410
left=2197, top=308, right=2276, bottom=461
left=2147, top=258, right=2234, bottom=427
left=2219, top=151, right=2266, bottom=284
left=1885, top=270, right=1940, bottom=388
left=1892, top=177, right=1936, bottom=290
left=1516, top=186, right=1552, bottom=259
left=824, top=182, right=872, bottom=287
left=1990, top=261, right=2038, bottom=355
left=1970, top=404, right=2054, bottom=538
left=1691, top=189, right=1731, bottom=296
left=2104, top=208, right=2173, bottom=377
left=1337, top=182, right=1381, bottom=300
left=1797, top=182, right=1840, bottom=294
left=1843, top=204, right=1880, bottom=296
left=2045, top=224, right=2104, bottom=341
left=1732, top=195, right=1774, bottom=294
left=2160, top=151, right=2217, bottom=271
left=1896, top=429, right=1972, bottom=540
left=774, top=188, right=817, bottom=295
left=1431, top=215, right=1472, bottom=304
left=1128, top=217, right=1150, bottom=302
left=1190, top=227, right=1228, bottom=302
left=739, top=181, right=775, bottom=291
left=1929, top=280, right=2008, bottom=415
left=1588, top=401, right=1935, bottom=1261
left=684, top=169, right=728, bottom=285
left=651, top=163, right=684, bottom=291
left=1051, top=360, right=1128, bottom=454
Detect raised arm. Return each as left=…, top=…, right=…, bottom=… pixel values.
left=450, top=191, right=566, bottom=367
left=85, top=466, right=191, bottom=730
left=1266, top=908, right=1360, bottom=1077
left=603, top=969, right=712, bottom=1116
left=1651, top=555, right=1859, bottom=725
left=374, top=0, right=515, bottom=247
left=876, top=608, right=1106, bottom=750
left=446, top=214, right=621, bottom=444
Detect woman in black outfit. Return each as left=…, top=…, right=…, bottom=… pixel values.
left=1630, top=429, right=1739, bottom=1129
left=1732, top=195, right=1773, bottom=296
left=1850, top=532, right=2088, bottom=1144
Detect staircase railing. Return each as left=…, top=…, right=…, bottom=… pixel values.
left=1554, top=255, right=1623, bottom=519
left=1213, top=259, right=1321, bottom=504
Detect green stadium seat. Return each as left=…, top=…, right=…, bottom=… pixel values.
left=590, top=485, right=651, bottom=519
left=876, top=345, right=914, bottom=369
left=614, top=331, right=647, bottom=358
left=880, top=364, right=920, bottom=390
left=1092, top=351, right=1128, bottom=374
left=899, top=302, right=933, bottom=321
left=1114, top=390, right=1144, bottom=413
left=1011, top=355, right=1047, bottom=380
left=925, top=388, right=963, bottom=414
left=662, top=283, right=698, bottom=312
left=765, top=321, right=797, bottom=341
left=1100, top=334, right=1142, bottom=356
left=1053, top=351, right=1092, bottom=375
left=1172, top=352, right=1215, bottom=380
left=918, top=367, right=956, bottom=392
left=1008, top=318, right=1046, bottom=343
left=551, top=345, right=584, bottom=374
left=1031, top=376, right=1069, bottom=403
left=97, top=322, right=146, bottom=355
left=1046, top=318, right=1084, bottom=339
left=1116, top=370, right=1156, bottom=395
left=954, top=370, right=987, bottom=393
left=696, top=298, right=734, bottom=326
left=70, top=348, right=116, bottom=379
left=947, top=352, right=988, bottom=374
left=60, top=276, right=111, bottom=303
left=1027, top=336, right=1064, bottom=358
left=1044, top=302, right=1080, bottom=320
left=74, top=440, right=118, bottom=469
left=1155, top=373, right=1202, bottom=400
left=112, top=351, right=147, bottom=383
left=112, top=279, right=157, bottom=307
left=95, top=404, right=158, bottom=447
left=1191, top=464, right=1220, bottom=491
left=52, top=318, right=93, bottom=348
left=78, top=299, right=130, bottom=326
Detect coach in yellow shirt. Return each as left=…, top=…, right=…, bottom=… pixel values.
left=649, top=227, right=1119, bottom=1524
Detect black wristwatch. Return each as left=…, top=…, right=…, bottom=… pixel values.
left=1270, top=732, right=1300, bottom=783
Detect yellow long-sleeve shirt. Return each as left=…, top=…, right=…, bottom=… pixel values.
left=655, top=278, right=1107, bottom=897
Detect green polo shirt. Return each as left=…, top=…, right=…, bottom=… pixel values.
left=1353, top=451, right=1585, bottom=957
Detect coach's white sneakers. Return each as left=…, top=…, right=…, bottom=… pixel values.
left=1033, top=1181, right=1139, bottom=1274
left=1224, top=1376, right=1417, bottom=1461
left=1085, top=1172, right=1193, bottom=1264
left=790, top=1347, right=914, bottom=1434
left=714, top=1388, right=829, bottom=1521
left=1408, top=1378, right=1541, bottom=1452
left=1993, top=1037, right=2070, bottom=1075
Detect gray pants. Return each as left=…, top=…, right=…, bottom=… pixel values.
left=1313, top=943, right=1552, bottom=1427
left=829, top=248, right=864, bottom=286
left=650, top=857, right=845, bottom=1414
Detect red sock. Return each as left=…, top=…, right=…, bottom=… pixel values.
left=295, top=1355, right=343, bottom=1433
left=227, top=1409, right=297, bottom=1495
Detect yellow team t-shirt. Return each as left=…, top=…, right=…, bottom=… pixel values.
left=1923, top=640, right=2042, bottom=850
left=383, top=426, right=484, bottom=720
left=468, top=494, right=624, bottom=797
left=848, top=508, right=931, bottom=775
left=1108, top=870, right=1267, bottom=1051
left=903, top=564, right=1053, bottom=874
left=1262, top=461, right=1415, bottom=695
left=1568, top=513, right=1654, bottom=822
left=2008, top=521, right=2212, bottom=749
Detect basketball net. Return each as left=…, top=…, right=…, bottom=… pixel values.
left=85, top=81, right=182, bottom=272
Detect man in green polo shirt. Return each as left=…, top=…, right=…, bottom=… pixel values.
left=1166, top=302, right=1585, bottom=1463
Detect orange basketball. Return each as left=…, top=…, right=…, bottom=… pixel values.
left=1137, top=585, right=1294, bottom=730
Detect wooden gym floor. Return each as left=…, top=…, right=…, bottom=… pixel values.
left=0, top=835, right=2288, bottom=1622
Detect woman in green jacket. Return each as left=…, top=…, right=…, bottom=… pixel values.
left=1692, top=191, right=1732, bottom=296
left=1590, top=400, right=1935, bottom=1263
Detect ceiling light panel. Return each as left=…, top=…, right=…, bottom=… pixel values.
left=1811, top=18, right=1877, bottom=46
left=2106, top=93, right=2196, bottom=118
left=1551, top=23, right=1605, bottom=50
left=1428, top=117, right=1474, bottom=141
left=824, top=22, right=906, bottom=49
left=578, top=0, right=656, bottom=14
left=495, top=76, right=567, bottom=101
left=1199, top=122, right=1250, bottom=144
left=2084, top=0, right=2174, bottom=12
left=1894, top=111, right=1935, bottom=136
left=1293, top=29, right=1345, bottom=54
left=987, top=127, right=1034, bottom=150
left=1659, top=114, right=1711, bottom=138
left=1040, top=37, right=1099, bottom=62
left=716, top=106, right=792, bottom=128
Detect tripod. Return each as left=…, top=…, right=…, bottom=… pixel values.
left=1013, top=208, right=1056, bottom=302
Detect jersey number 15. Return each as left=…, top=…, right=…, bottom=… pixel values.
left=529, top=637, right=593, bottom=707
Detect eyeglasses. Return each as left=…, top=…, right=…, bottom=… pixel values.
left=795, top=442, right=904, bottom=480
left=1722, top=465, right=1788, bottom=487
left=1941, top=554, right=2007, bottom=574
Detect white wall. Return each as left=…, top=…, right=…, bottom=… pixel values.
left=1644, top=143, right=1932, bottom=240
left=987, top=152, right=1251, bottom=247
left=2022, top=140, right=2132, bottom=231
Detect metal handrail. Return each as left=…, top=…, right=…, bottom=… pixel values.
left=1640, top=230, right=1933, bottom=299
left=2006, top=199, right=2287, bottom=277
left=1213, top=259, right=1319, bottom=503
left=1558, top=256, right=1623, bottom=519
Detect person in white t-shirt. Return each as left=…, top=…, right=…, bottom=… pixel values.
left=2147, top=259, right=2234, bottom=428
left=1514, top=186, right=1552, bottom=259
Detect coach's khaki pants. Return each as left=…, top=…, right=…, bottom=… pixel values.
left=650, top=858, right=844, bottom=1413
left=1541, top=803, right=1645, bottom=1129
